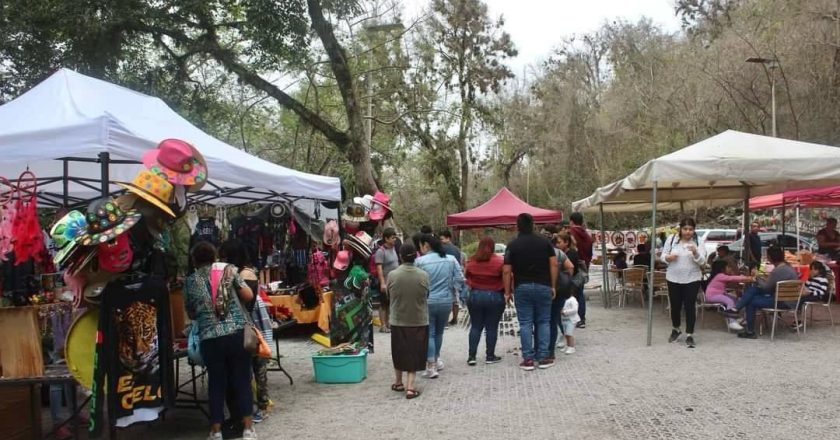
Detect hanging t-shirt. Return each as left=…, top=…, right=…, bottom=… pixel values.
left=230, top=216, right=265, bottom=268
left=191, top=217, right=221, bottom=246
left=89, top=276, right=174, bottom=437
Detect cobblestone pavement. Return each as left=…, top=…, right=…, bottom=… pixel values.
left=121, top=291, right=840, bottom=440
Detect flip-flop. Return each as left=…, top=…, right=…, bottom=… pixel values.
left=405, top=389, right=421, bottom=399
left=391, top=383, right=405, bottom=392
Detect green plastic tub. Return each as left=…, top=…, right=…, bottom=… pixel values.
left=311, top=349, right=368, bottom=384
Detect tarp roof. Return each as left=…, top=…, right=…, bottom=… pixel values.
left=572, top=130, right=840, bottom=213
left=0, top=68, right=342, bottom=207
left=749, top=186, right=840, bottom=209
left=446, top=187, right=562, bottom=228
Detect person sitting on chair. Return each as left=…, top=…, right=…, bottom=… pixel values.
left=729, top=245, right=798, bottom=339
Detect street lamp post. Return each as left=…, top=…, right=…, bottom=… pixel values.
left=746, top=57, right=780, bottom=137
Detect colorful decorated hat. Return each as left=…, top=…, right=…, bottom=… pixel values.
left=50, top=210, right=88, bottom=267
left=345, top=231, right=373, bottom=260
left=116, top=169, right=176, bottom=217
left=142, top=139, right=208, bottom=191
left=341, top=202, right=369, bottom=223
left=79, top=198, right=142, bottom=246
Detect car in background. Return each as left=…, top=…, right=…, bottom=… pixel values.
left=495, top=243, right=507, bottom=255
left=727, top=231, right=817, bottom=256
left=694, top=229, right=739, bottom=255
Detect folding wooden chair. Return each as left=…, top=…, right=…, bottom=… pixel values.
left=758, top=280, right=804, bottom=341
left=620, top=267, right=646, bottom=308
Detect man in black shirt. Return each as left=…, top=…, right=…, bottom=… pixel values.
left=745, top=221, right=762, bottom=269
left=504, top=213, right=558, bottom=371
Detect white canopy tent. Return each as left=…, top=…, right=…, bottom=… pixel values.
left=571, top=130, right=840, bottom=345
left=0, top=68, right=342, bottom=207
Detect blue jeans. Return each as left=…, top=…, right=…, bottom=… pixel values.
left=514, top=283, right=553, bottom=361
left=736, top=286, right=774, bottom=332
left=49, top=383, right=73, bottom=423
left=427, top=302, right=451, bottom=362
left=467, top=290, right=505, bottom=358
left=576, top=285, right=586, bottom=321
left=548, top=295, right=565, bottom=357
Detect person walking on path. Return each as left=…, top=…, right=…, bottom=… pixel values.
left=568, top=212, right=593, bottom=328
left=504, top=213, right=558, bottom=371
left=185, top=242, right=257, bottom=440
left=464, top=236, right=506, bottom=366
left=387, top=243, right=429, bottom=399
left=661, top=217, right=706, bottom=348
left=416, top=234, right=465, bottom=378
left=375, top=227, right=400, bottom=333
left=439, top=229, right=464, bottom=326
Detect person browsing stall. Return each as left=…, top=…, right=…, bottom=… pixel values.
left=464, top=236, right=506, bottom=366
left=816, top=218, right=840, bottom=260
left=387, top=243, right=429, bottom=399
left=375, top=228, right=400, bottom=333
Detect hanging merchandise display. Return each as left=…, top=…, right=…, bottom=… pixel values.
left=116, top=170, right=177, bottom=218
left=142, top=138, right=208, bottom=192
left=12, top=169, right=46, bottom=265
left=0, top=176, right=14, bottom=261
left=50, top=210, right=88, bottom=269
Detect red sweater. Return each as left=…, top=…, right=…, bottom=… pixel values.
left=465, top=254, right=505, bottom=291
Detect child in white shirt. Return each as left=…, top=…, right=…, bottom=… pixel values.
left=561, top=291, right=580, bottom=354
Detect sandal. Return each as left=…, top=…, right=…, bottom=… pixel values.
left=405, top=389, right=421, bottom=399
left=391, top=383, right=405, bottom=392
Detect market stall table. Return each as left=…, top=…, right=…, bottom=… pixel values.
left=173, top=347, right=209, bottom=418
left=268, top=319, right=297, bottom=385
left=267, top=291, right=332, bottom=333
left=0, top=364, right=81, bottom=440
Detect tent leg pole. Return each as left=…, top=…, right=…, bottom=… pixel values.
left=796, top=200, right=801, bottom=252
left=98, top=152, right=110, bottom=198
left=781, top=204, right=786, bottom=237
left=62, top=159, right=69, bottom=207
left=743, top=189, right=751, bottom=264
left=647, top=181, right=657, bottom=347
left=599, top=203, right=609, bottom=308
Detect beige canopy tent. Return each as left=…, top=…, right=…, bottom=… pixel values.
left=572, top=130, right=840, bottom=345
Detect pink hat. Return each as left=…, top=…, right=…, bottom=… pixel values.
left=323, top=220, right=340, bottom=247
left=142, top=139, right=208, bottom=190
left=333, top=250, right=350, bottom=271
left=369, top=191, right=392, bottom=221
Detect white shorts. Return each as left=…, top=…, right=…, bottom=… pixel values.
left=561, top=320, right=576, bottom=335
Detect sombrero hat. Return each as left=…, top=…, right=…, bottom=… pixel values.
left=78, top=198, right=142, bottom=246
left=116, top=170, right=176, bottom=217
left=345, top=231, right=373, bottom=260
left=342, top=202, right=369, bottom=223
left=143, top=138, right=208, bottom=192
left=50, top=210, right=88, bottom=268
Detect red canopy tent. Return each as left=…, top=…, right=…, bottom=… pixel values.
left=446, top=187, right=562, bottom=228
left=749, top=185, right=840, bottom=209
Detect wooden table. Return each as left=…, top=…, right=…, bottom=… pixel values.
left=0, top=364, right=81, bottom=440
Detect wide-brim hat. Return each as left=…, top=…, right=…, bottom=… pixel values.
left=82, top=270, right=119, bottom=304
left=353, top=195, right=374, bottom=211
left=348, top=231, right=374, bottom=248
left=341, top=203, right=369, bottom=223
left=116, top=169, right=176, bottom=218
left=79, top=198, right=142, bottom=246
left=50, top=210, right=88, bottom=267
left=142, top=138, right=208, bottom=191
left=344, top=238, right=371, bottom=260
left=66, top=246, right=99, bottom=277
left=371, top=191, right=391, bottom=209
left=270, top=203, right=287, bottom=218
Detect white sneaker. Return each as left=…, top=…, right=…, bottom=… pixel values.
left=556, top=340, right=566, bottom=349
left=422, top=367, right=439, bottom=379
left=728, top=319, right=744, bottom=331
left=436, top=359, right=445, bottom=371
left=206, top=432, right=223, bottom=440
left=242, top=428, right=258, bottom=440
left=564, top=346, right=576, bottom=355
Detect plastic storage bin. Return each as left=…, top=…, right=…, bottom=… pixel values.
left=312, top=349, right=368, bottom=384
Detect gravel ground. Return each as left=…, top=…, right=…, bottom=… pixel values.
left=107, top=290, right=840, bottom=440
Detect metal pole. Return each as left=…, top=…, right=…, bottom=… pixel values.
left=781, top=203, right=786, bottom=237
left=98, top=152, right=110, bottom=198
left=743, top=188, right=751, bottom=263
left=599, top=203, right=609, bottom=308
left=646, top=181, right=658, bottom=346
left=62, top=159, right=69, bottom=207
left=796, top=199, right=801, bottom=252
left=771, top=65, right=777, bottom=137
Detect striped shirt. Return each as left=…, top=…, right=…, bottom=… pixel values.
left=805, top=276, right=829, bottom=300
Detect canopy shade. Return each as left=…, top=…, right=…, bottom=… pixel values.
left=572, top=130, right=840, bottom=213
left=749, top=186, right=840, bottom=209
left=0, top=68, right=342, bottom=206
left=446, top=187, right=562, bottom=228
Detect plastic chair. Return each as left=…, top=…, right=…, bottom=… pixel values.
left=696, top=290, right=729, bottom=331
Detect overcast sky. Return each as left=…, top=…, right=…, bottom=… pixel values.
left=401, top=0, right=683, bottom=72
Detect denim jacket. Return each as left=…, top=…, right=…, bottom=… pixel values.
left=416, top=252, right=465, bottom=305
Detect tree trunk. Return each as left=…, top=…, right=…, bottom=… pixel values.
left=307, top=0, right=378, bottom=195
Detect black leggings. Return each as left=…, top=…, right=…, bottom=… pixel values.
left=667, top=281, right=700, bottom=334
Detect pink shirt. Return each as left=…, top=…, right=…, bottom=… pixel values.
left=705, top=273, right=751, bottom=297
